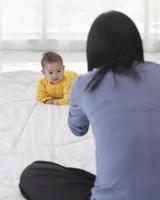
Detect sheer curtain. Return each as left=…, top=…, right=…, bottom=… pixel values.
left=0, top=0, right=159, bottom=52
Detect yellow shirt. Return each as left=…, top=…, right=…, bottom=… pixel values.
left=37, top=71, right=77, bottom=105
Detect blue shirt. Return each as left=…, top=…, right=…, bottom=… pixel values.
left=68, top=62, right=160, bottom=200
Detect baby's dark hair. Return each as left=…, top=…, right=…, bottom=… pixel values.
left=41, top=51, right=63, bottom=68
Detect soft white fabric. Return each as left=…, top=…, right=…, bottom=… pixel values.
left=0, top=70, right=95, bottom=200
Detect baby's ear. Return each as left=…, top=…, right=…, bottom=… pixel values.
left=41, top=69, right=45, bottom=75
left=63, top=65, right=65, bottom=69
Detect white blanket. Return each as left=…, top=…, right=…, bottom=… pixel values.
left=0, top=71, right=95, bottom=200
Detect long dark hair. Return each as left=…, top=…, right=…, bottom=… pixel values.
left=86, top=10, right=144, bottom=91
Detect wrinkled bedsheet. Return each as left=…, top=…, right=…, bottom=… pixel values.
left=0, top=70, right=95, bottom=200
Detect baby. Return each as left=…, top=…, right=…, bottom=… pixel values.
left=37, top=51, right=77, bottom=105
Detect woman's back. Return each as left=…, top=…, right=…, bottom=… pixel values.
left=76, top=61, right=160, bottom=200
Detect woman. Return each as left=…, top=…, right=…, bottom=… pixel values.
left=19, top=11, right=160, bottom=200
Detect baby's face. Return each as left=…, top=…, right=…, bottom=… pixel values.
left=42, top=62, right=64, bottom=84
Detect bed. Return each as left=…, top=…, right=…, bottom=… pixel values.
left=0, top=70, right=95, bottom=199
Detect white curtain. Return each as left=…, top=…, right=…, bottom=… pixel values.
left=0, top=0, right=159, bottom=52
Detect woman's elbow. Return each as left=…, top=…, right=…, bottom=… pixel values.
left=68, top=118, right=89, bottom=136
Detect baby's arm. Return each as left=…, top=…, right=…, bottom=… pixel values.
left=55, top=73, right=78, bottom=105
left=37, top=80, right=53, bottom=103
left=55, top=82, right=70, bottom=105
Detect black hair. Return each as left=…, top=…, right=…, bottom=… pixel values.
left=41, top=51, right=63, bottom=68
left=86, top=10, right=144, bottom=91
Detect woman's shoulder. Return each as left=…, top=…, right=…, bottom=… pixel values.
left=76, top=69, right=98, bottom=82
left=70, top=70, right=98, bottom=93
left=136, top=61, right=160, bottom=69
left=135, top=61, right=160, bottom=75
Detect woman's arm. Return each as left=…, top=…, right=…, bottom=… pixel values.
left=68, top=77, right=89, bottom=136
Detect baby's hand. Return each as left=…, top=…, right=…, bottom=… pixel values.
left=45, top=99, right=54, bottom=104
left=53, top=100, right=59, bottom=105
